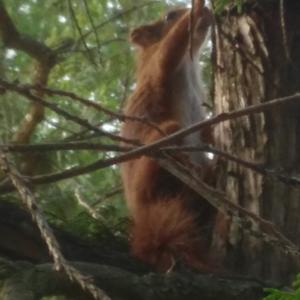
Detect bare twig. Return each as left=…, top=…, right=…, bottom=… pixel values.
left=217, top=26, right=264, bottom=76
left=0, top=93, right=298, bottom=194
left=2, top=79, right=299, bottom=147
left=78, top=1, right=159, bottom=43
left=0, top=150, right=110, bottom=300
left=2, top=141, right=299, bottom=187
left=1, top=80, right=165, bottom=136
left=67, top=38, right=126, bottom=54
left=0, top=142, right=132, bottom=153
left=68, top=0, right=96, bottom=66
left=279, top=0, right=290, bottom=61
left=63, top=119, right=114, bottom=142
left=44, top=118, right=77, bottom=134
left=82, top=0, right=102, bottom=65
left=91, top=186, right=123, bottom=207
left=75, top=189, right=107, bottom=224
left=166, top=144, right=300, bottom=186
left=160, top=154, right=300, bottom=259
left=0, top=79, right=137, bottom=145
left=26, top=84, right=165, bottom=135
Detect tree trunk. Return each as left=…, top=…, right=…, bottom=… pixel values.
left=212, top=0, right=300, bottom=283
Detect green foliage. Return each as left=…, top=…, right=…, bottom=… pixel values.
left=214, top=0, right=245, bottom=14
left=263, top=274, right=300, bottom=300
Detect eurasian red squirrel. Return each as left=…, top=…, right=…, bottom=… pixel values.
left=121, top=0, right=215, bottom=272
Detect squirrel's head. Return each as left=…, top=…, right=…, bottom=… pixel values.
left=130, top=0, right=212, bottom=50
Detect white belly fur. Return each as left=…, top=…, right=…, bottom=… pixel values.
left=173, top=55, right=207, bottom=164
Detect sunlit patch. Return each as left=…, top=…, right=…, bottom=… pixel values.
left=7, top=66, right=20, bottom=73
left=63, top=75, right=70, bottom=81
left=205, top=111, right=214, bottom=160
left=206, top=111, right=213, bottom=118
left=19, top=4, right=31, bottom=13
left=206, top=152, right=214, bottom=160
left=58, top=15, right=67, bottom=23
left=89, top=92, right=96, bottom=100
left=46, top=118, right=59, bottom=129
left=107, top=1, right=114, bottom=9
left=101, top=122, right=117, bottom=133
left=179, top=1, right=210, bottom=10
left=100, top=120, right=120, bottom=166
left=25, top=113, right=33, bottom=122
left=106, top=151, right=116, bottom=159
left=5, top=49, right=17, bottom=59
left=130, top=83, right=137, bottom=91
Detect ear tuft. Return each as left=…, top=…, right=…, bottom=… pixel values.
left=130, top=27, right=142, bottom=45
left=129, top=24, right=161, bottom=48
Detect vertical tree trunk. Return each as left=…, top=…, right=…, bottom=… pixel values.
left=212, top=0, right=300, bottom=283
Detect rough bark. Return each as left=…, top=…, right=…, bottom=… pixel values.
left=0, top=258, right=266, bottom=300
left=212, top=0, right=300, bottom=282
left=0, top=201, right=269, bottom=300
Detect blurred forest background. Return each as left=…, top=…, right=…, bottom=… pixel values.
left=0, top=0, right=300, bottom=299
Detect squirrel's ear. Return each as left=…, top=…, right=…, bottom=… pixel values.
left=129, top=23, right=162, bottom=48
left=129, top=27, right=144, bottom=46
left=130, top=26, right=155, bottom=48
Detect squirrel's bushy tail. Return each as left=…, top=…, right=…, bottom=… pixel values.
left=130, top=197, right=211, bottom=272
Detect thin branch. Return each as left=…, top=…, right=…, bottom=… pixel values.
left=1, top=141, right=299, bottom=187
left=217, top=26, right=264, bottom=76
left=44, top=118, right=77, bottom=134
left=0, top=79, right=137, bottom=145
left=78, top=1, right=160, bottom=43
left=75, top=189, right=108, bottom=225
left=160, top=154, right=300, bottom=259
left=63, top=119, right=114, bottom=142
left=279, top=0, right=290, bottom=61
left=0, top=149, right=110, bottom=300
left=1, top=79, right=165, bottom=137
left=166, top=145, right=300, bottom=186
left=67, top=0, right=96, bottom=66
left=26, top=84, right=165, bottom=135
left=2, top=80, right=299, bottom=146
left=68, top=38, right=126, bottom=54
left=91, top=186, right=123, bottom=207
left=82, top=0, right=102, bottom=64
left=0, top=92, right=299, bottom=194
left=0, top=142, right=132, bottom=153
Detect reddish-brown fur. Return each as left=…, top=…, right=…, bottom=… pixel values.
left=121, top=0, right=215, bottom=271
